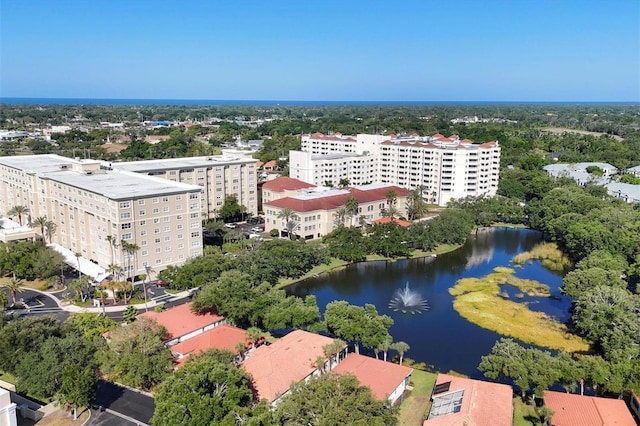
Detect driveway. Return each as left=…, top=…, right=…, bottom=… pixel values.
left=85, top=408, right=137, bottom=426
left=94, top=379, right=155, bottom=425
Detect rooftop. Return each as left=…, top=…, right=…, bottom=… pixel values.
left=172, top=324, right=248, bottom=367
left=423, top=373, right=513, bottom=426
left=112, top=155, right=256, bottom=172
left=138, top=302, right=225, bottom=342
left=372, top=217, right=411, bottom=227
left=262, top=176, right=316, bottom=192
left=241, top=330, right=337, bottom=402
left=332, top=353, right=412, bottom=402
left=543, top=390, right=636, bottom=426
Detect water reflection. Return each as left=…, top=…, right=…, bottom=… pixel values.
left=288, top=228, right=571, bottom=378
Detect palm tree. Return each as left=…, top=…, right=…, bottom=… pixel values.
left=106, top=235, right=115, bottom=265
left=345, top=196, right=359, bottom=227
left=44, top=220, right=56, bottom=244
left=333, top=207, right=348, bottom=227
left=323, top=339, right=345, bottom=371
left=31, top=216, right=48, bottom=240
left=246, top=326, right=265, bottom=349
left=378, top=336, right=393, bottom=362
left=7, top=205, right=29, bottom=226
left=391, top=341, right=410, bottom=365
left=75, top=252, right=82, bottom=278
left=382, top=206, right=400, bottom=220
left=5, top=276, right=24, bottom=306
left=70, top=277, right=89, bottom=303
left=385, top=190, right=398, bottom=208
left=277, top=208, right=299, bottom=239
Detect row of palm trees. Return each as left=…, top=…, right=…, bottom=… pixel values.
left=5, top=206, right=57, bottom=243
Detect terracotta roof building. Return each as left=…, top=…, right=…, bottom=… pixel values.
left=543, top=390, right=636, bottom=426
left=332, top=353, right=413, bottom=404
left=171, top=324, right=248, bottom=367
left=423, top=373, right=513, bottom=426
left=263, top=183, right=410, bottom=240
left=138, top=302, right=225, bottom=346
left=262, top=176, right=316, bottom=205
left=241, top=330, right=347, bottom=405
left=372, top=217, right=411, bottom=227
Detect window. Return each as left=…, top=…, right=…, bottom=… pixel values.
left=139, top=210, right=146, bottom=216
left=121, top=233, right=132, bottom=240
left=138, top=199, right=145, bottom=205
left=176, top=205, right=182, bottom=211
left=140, top=230, right=147, bottom=236
left=177, top=234, right=183, bottom=240
left=176, top=195, right=182, bottom=200
left=155, top=247, right=161, bottom=253
left=153, top=208, right=159, bottom=214
left=163, top=206, right=169, bottom=212
left=190, top=213, right=199, bottom=219
left=141, top=250, right=148, bottom=256
left=141, top=240, right=147, bottom=246
left=120, top=212, right=131, bottom=220
left=140, top=220, right=146, bottom=226
left=121, top=223, right=131, bottom=230
left=153, top=218, right=160, bottom=224
left=119, top=201, right=130, bottom=209
left=191, top=240, right=201, bottom=247
left=153, top=198, right=159, bottom=204
left=177, top=224, right=183, bottom=230
left=164, top=236, right=171, bottom=242
left=154, top=238, right=161, bottom=244
left=162, top=196, right=169, bottom=202
left=154, top=228, right=160, bottom=234
left=191, top=231, right=200, bottom=238
left=164, top=226, right=170, bottom=232
left=165, top=246, right=171, bottom=251
left=190, top=193, right=199, bottom=199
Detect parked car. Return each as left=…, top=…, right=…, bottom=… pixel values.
left=224, top=223, right=238, bottom=229
left=248, top=233, right=264, bottom=241
left=155, top=280, right=170, bottom=287
left=251, top=226, right=263, bottom=233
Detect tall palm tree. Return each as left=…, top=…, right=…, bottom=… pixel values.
left=7, top=205, right=29, bottom=226
left=333, top=207, right=348, bottom=227
left=382, top=206, right=400, bottom=220
left=385, top=190, right=398, bottom=208
left=276, top=208, right=299, bottom=239
left=75, top=252, right=82, bottom=278
left=345, top=196, right=359, bottom=227
left=105, top=235, right=115, bottom=265
left=44, top=220, right=56, bottom=244
left=5, top=276, right=24, bottom=306
left=31, top=216, right=48, bottom=240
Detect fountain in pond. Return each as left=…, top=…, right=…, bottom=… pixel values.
left=389, top=282, right=429, bottom=314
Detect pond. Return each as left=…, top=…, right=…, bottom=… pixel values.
left=287, top=227, right=572, bottom=379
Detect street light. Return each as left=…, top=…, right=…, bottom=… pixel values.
left=143, top=265, right=151, bottom=312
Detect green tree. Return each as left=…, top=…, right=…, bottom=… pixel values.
left=219, top=195, right=244, bottom=222
left=44, top=220, right=57, bottom=243
left=123, top=305, right=138, bottom=323
left=390, top=341, right=410, bottom=365
left=7, top=205, right=29, bottom=226
left=274, top=373, right=398, bottom=426
left=97, top=317, right=172, bottom=390
left=561, top=267, right=627, bottom=298
left=277, top=207, right=299, bottom=239
left=64, top=312, right=115, bottom=340
left=152, top=349, right=254, bottom=426
left=345, top=196, right=359, bottom=227
left=5, top=276, right=24, bottom=305
left=323, top=226, right=367, bottom=262
left=31, top=216, right=48, bottom=240
left=405, top=186, right=428, bottom=221
left=0, top=316, right=63, bottom=374
left=55, top=365, right=96, bottom=420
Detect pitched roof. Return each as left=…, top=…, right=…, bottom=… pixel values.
left=138, top=302, right=224, bottom=341
left=265, top=185, right=410, bottom=213
left=424, top=373, right=513, bottom=426
left=543, top=390, right=635, bottom=426
left=332, top=353, right=412, bottom=401
left=372, top=217, right=411, bottom=227
left=263, top=160, right=277, bottom=168
left=171, top=324, right=248, bottom=358
left=241, top=330, right=336, bottom=402
left=262, top=176, right=316, bottom=192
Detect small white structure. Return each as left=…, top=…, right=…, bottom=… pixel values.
left=0, top=388, right=17, bottom=426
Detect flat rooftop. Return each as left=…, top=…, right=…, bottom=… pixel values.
left=112, top=155, right=256, bottom=172
left=0, top=154, right=202, bottom=199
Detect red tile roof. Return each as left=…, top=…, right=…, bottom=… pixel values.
left=263, top=160, right=277, bottom=168
left=262, top=176, right=316, bottom=192
left=332, top=353, right=412, bottom=402
left=424, top=374, right=513, bottom=426
left=479, top=141, right=498, bottom=148
left=372, top=217, right=411, bottom=227
left=543, top=390, right=635, bottom=426
left=265, top=185, right=410, bottom=213
left=305, top=132, right=356, bottom=142
left=171, top=324, right=248, bottom=359
left=138, top=303, right=224, bottom=341
left=241, top=330, right=337, bottom=402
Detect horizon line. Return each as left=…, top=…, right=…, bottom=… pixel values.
left=0, top=96, right=640, bottom=106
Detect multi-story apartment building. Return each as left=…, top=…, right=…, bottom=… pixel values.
left=290, top=133, right=501, bottom=206
left=264, top=183, right=410, bottom=240
left=113, top=155, right=258, bottom=219
left=0, top=154, right=204, bottom=276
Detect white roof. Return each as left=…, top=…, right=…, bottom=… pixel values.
left=48, top=243, right=109, bottom=281
left=112, top=155, right=256, bottom=172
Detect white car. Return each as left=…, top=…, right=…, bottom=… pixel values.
left=224, top=223, right=238, bottom=229
left=251, top=226, right=263, bottom=233
left=248, top=233, right=264, bottom=241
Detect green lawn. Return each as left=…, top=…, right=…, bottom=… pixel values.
left=0, top=370, right=16, bottom=384
left=398, top=369, right=438, bottom=426
left=513, top=397, right=540, bottom=425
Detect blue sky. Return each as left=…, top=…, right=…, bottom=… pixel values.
left=1, top=1, right=639, bottom=101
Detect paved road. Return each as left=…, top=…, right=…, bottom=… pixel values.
left=85, top=408, right=137, bottom=426
left=94, top=379, right=155, bottom=425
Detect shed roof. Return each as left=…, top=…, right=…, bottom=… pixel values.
left=138, top=302, right=224, bottom=341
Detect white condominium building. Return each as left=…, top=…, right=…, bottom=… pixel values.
left=290, top=133, right=501, bottom=206
left=112, top=155, right=258, bottom=219
left=0, top=154, right=204, bottom=275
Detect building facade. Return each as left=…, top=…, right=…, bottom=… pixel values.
left=263, top=183, right=410, bottom=240
left=113, top=155, right=258, bottom=219
left=290, top=133, right=501, bottom=206
left=0, top=154, right=204, bottom=275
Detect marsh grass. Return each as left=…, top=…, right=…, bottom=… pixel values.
left=512, top=242, right=572, bottom=271
left=449, top=267, right=589, bottom=353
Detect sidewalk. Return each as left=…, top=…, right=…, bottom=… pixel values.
left=26, top=287, right=193, bottom=313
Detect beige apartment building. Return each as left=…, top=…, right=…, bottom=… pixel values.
left=0, top=154, right=204, bottom=276
left=264, top=183, right=410, bottom=240
left=113, top=155, right=258, bottom=219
